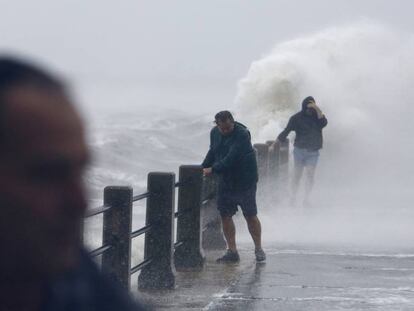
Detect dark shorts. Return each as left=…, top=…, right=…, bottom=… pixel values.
left=217, top=184, right=257, bottom=217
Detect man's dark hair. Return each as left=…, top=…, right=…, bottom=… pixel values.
left=0, top=57, right=64, bottom=95
left=302, top=96, right=314, bottom=106
left=0, top=57, right=65, bottom=144
left=215, top=110, right=234, bottom=124
left=303, top=96, right=314, bottom=104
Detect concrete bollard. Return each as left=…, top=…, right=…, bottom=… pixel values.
left=254, top=143, right=269, bottom=182
left=201, top=175, right=226, bottom=250
left=279, top=139, right=289, bottom=166
left=174, top=165, right=205, bottom=269
left=278, top=139, right=290, bottom=189
left=138, top=172, right=176, bottom=290
left=266, top=140, right=279, bottom=177
left=102, top=186, right=133, bottom=291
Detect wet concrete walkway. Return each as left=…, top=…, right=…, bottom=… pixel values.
left=135, top=247, right=414, bottom=310
left=134, top=249, right=256, bottom=310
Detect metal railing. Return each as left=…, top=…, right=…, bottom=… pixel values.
left=83, top=142, right=290, bottom=291
left=83, top=165, right=222, bottom=291
left=129, top=192, right=151, bottom=276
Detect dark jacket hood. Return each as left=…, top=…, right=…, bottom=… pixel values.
left=301, top=96, right=315, bottom=111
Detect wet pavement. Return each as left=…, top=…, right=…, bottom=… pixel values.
left=134, top=247, right=414, bottom=310
left=134, top=249, right=256, bottom=310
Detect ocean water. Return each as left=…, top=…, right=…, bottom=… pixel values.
left=82, top=110, right=213, bottom=267
left=84, top=110, right=212, bottom=200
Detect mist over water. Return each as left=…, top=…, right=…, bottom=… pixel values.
left=234, top=21, right=414, bottom=251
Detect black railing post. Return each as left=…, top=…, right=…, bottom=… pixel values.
left=201, top=176, right=227, bottom=250
left=138, top=172, right=176, bottom=290
left=267, top=140, right=279, bottom=181
left=279, top=139, right=290, bottom=182
left=174, top=165, right=205, bottom=269
left=102, top=186, right=133, bottom=291
left=254, top=143, right=269, bottom=182
left=266, top=140, right=277, bottom=175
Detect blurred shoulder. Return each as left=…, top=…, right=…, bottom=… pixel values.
left=79, top=251, right=150, bottom=310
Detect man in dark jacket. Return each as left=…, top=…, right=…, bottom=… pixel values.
left=0, top=58, right=148, bottom=311
left=202, top=111, right=265, bottom=263
left=270, top=96, right=328, bottom=206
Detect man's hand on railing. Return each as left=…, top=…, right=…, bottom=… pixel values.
left=268, top=140, right=280, bottom=153
left=203, top=167, right=213, bottom=176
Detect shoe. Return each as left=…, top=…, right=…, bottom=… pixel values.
left=216, top=250, right=240, bottom=263
left=255, top=248, right=266, bottom=262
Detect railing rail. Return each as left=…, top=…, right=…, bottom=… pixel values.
left=130, top=224, right=152, bottom=239
left=130, top=258, right=152, bottom=275
left=89, top=244, right=112, bottom=258
left=132, top=192, right=150, bottom=202
left=85, top=204, right=111, bottom=218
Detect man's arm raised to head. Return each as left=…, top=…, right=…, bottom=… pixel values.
left=308, top=102, right=326, bottom=120
left=308, top=102, right=328, bottom=128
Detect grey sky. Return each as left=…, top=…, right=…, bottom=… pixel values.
left=0, top=1, right=412, bottom=80
left=0, top=0, right=412, bottom=113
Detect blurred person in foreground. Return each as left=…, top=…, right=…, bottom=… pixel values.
left=270, top=96, right=328, bottom=207
left=0, top=57, right=148, bottom=311
left=202, top=111, right=265, bottom=263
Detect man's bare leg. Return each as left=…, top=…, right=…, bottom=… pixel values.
left=221, top=216, right=237, bottom=252
left=245, top=215, right=266, bottom=261
left=244, top=215, right=262, bottom=250
left=290, top=164, right=304, bottom=205
left=303, top=165, right=316, bottom=206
